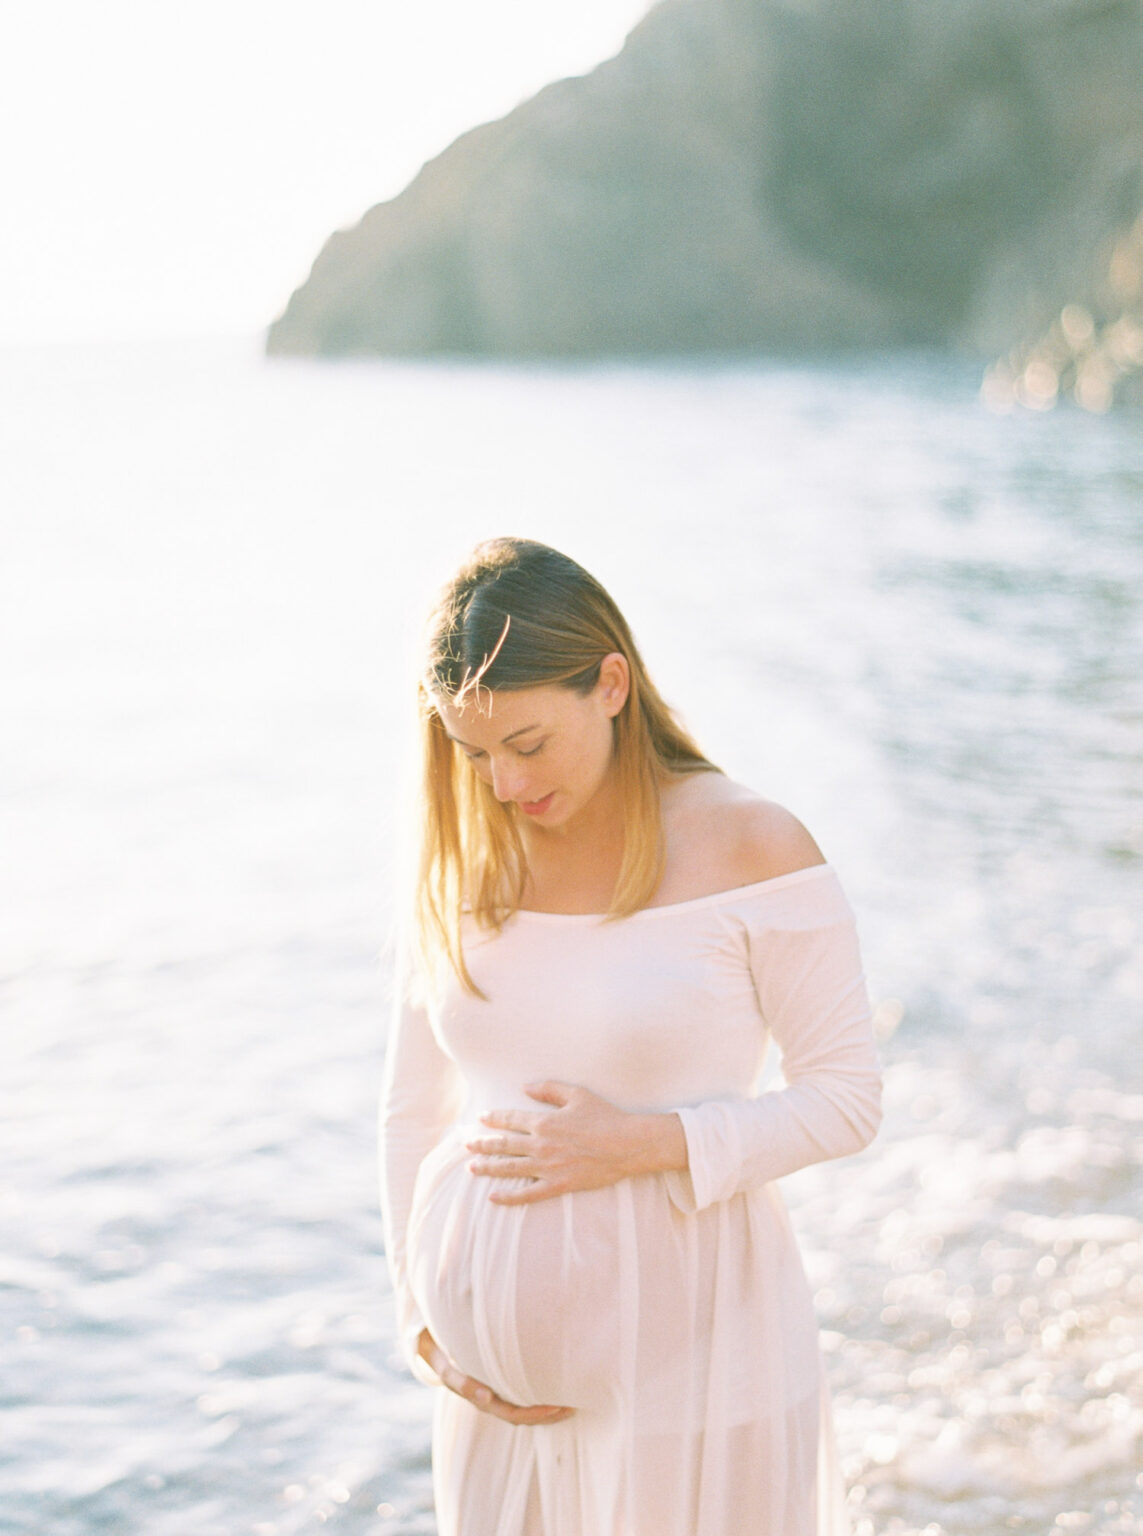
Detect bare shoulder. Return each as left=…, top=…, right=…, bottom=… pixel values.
left=661, top=771, right=826, bottom=896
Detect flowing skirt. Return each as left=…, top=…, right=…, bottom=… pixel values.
left=407, top=1126, right=849, bottom=1536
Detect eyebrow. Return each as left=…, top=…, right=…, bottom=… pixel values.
left=446, top=722, right=543, bottom=750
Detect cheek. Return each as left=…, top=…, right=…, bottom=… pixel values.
left=572, top=732, right=613, bottom=786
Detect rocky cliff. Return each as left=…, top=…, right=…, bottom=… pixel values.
left=267, top=0, right=1143, bottom=391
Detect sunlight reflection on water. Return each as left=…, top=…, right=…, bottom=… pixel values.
left=1, top=338, right=1140, bottom=1535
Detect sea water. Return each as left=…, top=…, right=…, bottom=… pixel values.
left=1, top=337, right=1140, bottom=1535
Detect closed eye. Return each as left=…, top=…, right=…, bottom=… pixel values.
left=454, top=739, right=546, bottom=761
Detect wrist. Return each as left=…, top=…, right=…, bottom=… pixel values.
left=630, top=1112, right=688, bottom=1176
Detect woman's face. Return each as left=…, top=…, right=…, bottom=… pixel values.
left=435, top=655, right=629, bottom=833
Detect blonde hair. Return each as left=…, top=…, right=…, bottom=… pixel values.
left=412, top=538, right=717, bottom=993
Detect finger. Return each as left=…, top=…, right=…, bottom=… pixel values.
left=523, top=1080, right=573, bottom=1108
left=465, top=1133, right=528, bottom=1156
left=424, top=1347, right=447, bottom=1382
left=430, top=1344, right=574, bottom=1423
left=446, top=1372, right=572, bottom=1424
left=479, top=1108, right=536, bottom=1134
left=488, top=1179, right=567, bottom=1205
left=437, top=1358, right=487, bottom=1404
left=477, top=1389, right=574, bottom=1424
left=493, top=1402, right=576, bottom=1425
left=468, top=1155, right=538, bottom=1180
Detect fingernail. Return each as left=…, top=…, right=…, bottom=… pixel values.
left=475, top=1388, right=491, bottom=1407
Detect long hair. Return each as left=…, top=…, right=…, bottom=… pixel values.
left=412, top=538, right=717, bottom=993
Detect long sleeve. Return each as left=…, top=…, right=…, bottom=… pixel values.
left=379, top=964, right=466, bottom=1381
left=665, top=873, right=882, bottom=1214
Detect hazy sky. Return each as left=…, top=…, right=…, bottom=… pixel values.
left=2, top=0, right=651, bottom=345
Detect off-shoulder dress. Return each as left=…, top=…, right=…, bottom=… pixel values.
left=380, top=863, right=882, bottom=1536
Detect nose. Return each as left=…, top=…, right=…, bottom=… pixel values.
left=490, top=756, right=529, bottom=803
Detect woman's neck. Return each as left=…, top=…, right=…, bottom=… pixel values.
left=518, top=774, right=628, bottom=913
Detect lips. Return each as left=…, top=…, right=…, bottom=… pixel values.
left=520, top=792, right=554, bottom=816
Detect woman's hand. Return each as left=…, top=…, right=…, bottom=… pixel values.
left=417, top=1329, right=573, bottom=1425
left=466, top=1081, right=687, bottom=1205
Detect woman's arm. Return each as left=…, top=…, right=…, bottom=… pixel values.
left=379, top=969, right=466, bottom=1382
left=664, top=872, right=882, bottom=1213
left=467, top=866, right=881, bottom=1209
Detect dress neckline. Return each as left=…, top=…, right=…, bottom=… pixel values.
left=511, top=861, right=834, bottom=922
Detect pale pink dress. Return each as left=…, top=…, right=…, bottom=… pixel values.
left=380, top=863, right=882, bottom=1536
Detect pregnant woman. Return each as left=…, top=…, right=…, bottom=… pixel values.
left=380, top=537, right=882, bottom=1536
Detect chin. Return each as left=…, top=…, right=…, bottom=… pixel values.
left=534, top=796, right=573, bottom=825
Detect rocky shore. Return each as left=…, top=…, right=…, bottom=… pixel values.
left=267, top=0, right=1143, bottom=402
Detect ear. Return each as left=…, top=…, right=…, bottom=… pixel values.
left=596, top=652, right=630, bottom=718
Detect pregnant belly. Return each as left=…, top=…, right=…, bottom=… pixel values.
left=406, top=1127, right=625, bottom=1411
